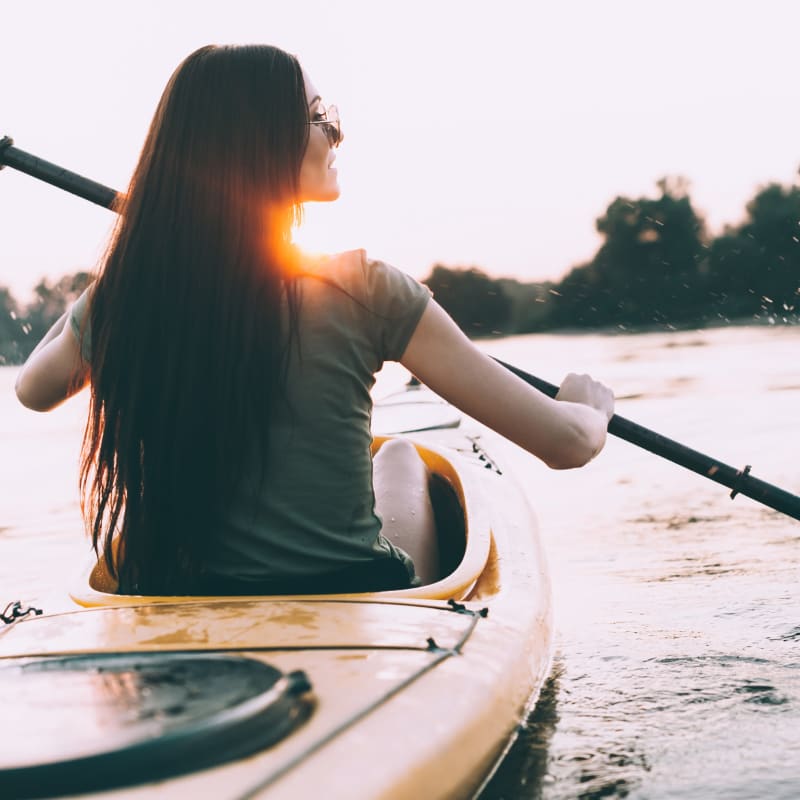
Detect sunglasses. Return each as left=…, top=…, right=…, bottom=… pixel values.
left=308, top=104, right=343, bottom=148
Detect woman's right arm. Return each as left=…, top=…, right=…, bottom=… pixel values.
left=400, top=301, right=614, bottom=469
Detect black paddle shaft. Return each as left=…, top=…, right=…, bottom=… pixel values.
left=0, top=137, right=119, bottom=209
left=3, top=136, right=799, bottom=521
left=496, top=359, right=800, bottom=522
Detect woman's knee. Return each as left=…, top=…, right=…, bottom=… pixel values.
left=374, top=437, right=421, bottom=466
left=374, top=438, right=427, bottom=481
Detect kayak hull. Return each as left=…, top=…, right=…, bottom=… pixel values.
left=0, top=401, right=553, bottom=799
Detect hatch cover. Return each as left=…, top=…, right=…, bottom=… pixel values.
left=0, top=652, right=312, bottom=798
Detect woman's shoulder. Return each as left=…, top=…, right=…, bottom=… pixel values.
left=296, top=249, right=432, bottom=361
left=299, top=248, right=367, bottom=281
left=297, top=248, right=371, bottom=300
left=298, top=249, right=424, bottom=302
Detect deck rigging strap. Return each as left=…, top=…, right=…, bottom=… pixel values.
left=1, top=602, right=43, bottom=626
left=468, top=435, right=503, bottom=475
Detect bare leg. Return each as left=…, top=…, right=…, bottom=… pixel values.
left=373, top=438, right=440, bottom=585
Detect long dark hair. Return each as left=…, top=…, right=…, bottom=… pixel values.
left=80, top=45, right=309, bottom=593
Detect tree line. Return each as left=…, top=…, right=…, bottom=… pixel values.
left=0, top=273, right=92, bottom=364
left=423, top=176, right=800, bottom=336
left=2, top=175, right=799, bottom=364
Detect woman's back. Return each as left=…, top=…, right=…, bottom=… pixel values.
left=205, top=250, right=431, bottom=582
left=67, top=248, right=432, bottom=590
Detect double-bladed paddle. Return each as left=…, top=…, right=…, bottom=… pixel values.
left=3, top=135, right=799, bottom=522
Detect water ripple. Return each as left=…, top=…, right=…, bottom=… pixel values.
left=773, top=627, right=800, bottom=642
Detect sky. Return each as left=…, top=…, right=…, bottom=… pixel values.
left=1, top=0, right=799, bottom=302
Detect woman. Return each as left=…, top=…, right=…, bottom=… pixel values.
left=14, top=44, right=614, bottom=596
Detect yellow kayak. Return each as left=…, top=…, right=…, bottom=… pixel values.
left=0, top=387, right=553, bottom=799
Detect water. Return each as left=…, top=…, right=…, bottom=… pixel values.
left=480, top=325, right=800, bottom=799
left=2, top=325, right=799, bottom=798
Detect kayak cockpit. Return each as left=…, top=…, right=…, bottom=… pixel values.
left=70, top=438, right=492, bottom=608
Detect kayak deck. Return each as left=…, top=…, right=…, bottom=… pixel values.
left=1, top=593, right=544, bottom=799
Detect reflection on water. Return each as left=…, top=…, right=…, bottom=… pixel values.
left=2, top=324, right=799, bottom=798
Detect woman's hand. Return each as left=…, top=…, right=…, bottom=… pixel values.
left=556, top=373, right=615, bottom=422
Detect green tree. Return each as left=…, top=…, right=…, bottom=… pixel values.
left=705, top=230, right=763, bottom=319
left=422, top=265, right=512, bottom=336
left=0, top=272, right=92, bottom=364
left=497, top=278, right=555, bottom=333
left=14, top=271, right=93, bottom=361
left=0, top=287, right=24, bottom=365
left=549, top=177, right=710, bottom=328
left=707, top=183, right=800, bottom=321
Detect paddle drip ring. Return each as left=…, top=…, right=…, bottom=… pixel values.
left=729, top=464, right=752, bottom=500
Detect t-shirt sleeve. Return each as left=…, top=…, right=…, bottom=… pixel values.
left=68, top=284, right=93, bottom=362
left=360, top=255, right=432, bottom=362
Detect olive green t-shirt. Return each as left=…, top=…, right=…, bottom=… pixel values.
left=69, top=250, right=432, bottom=582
